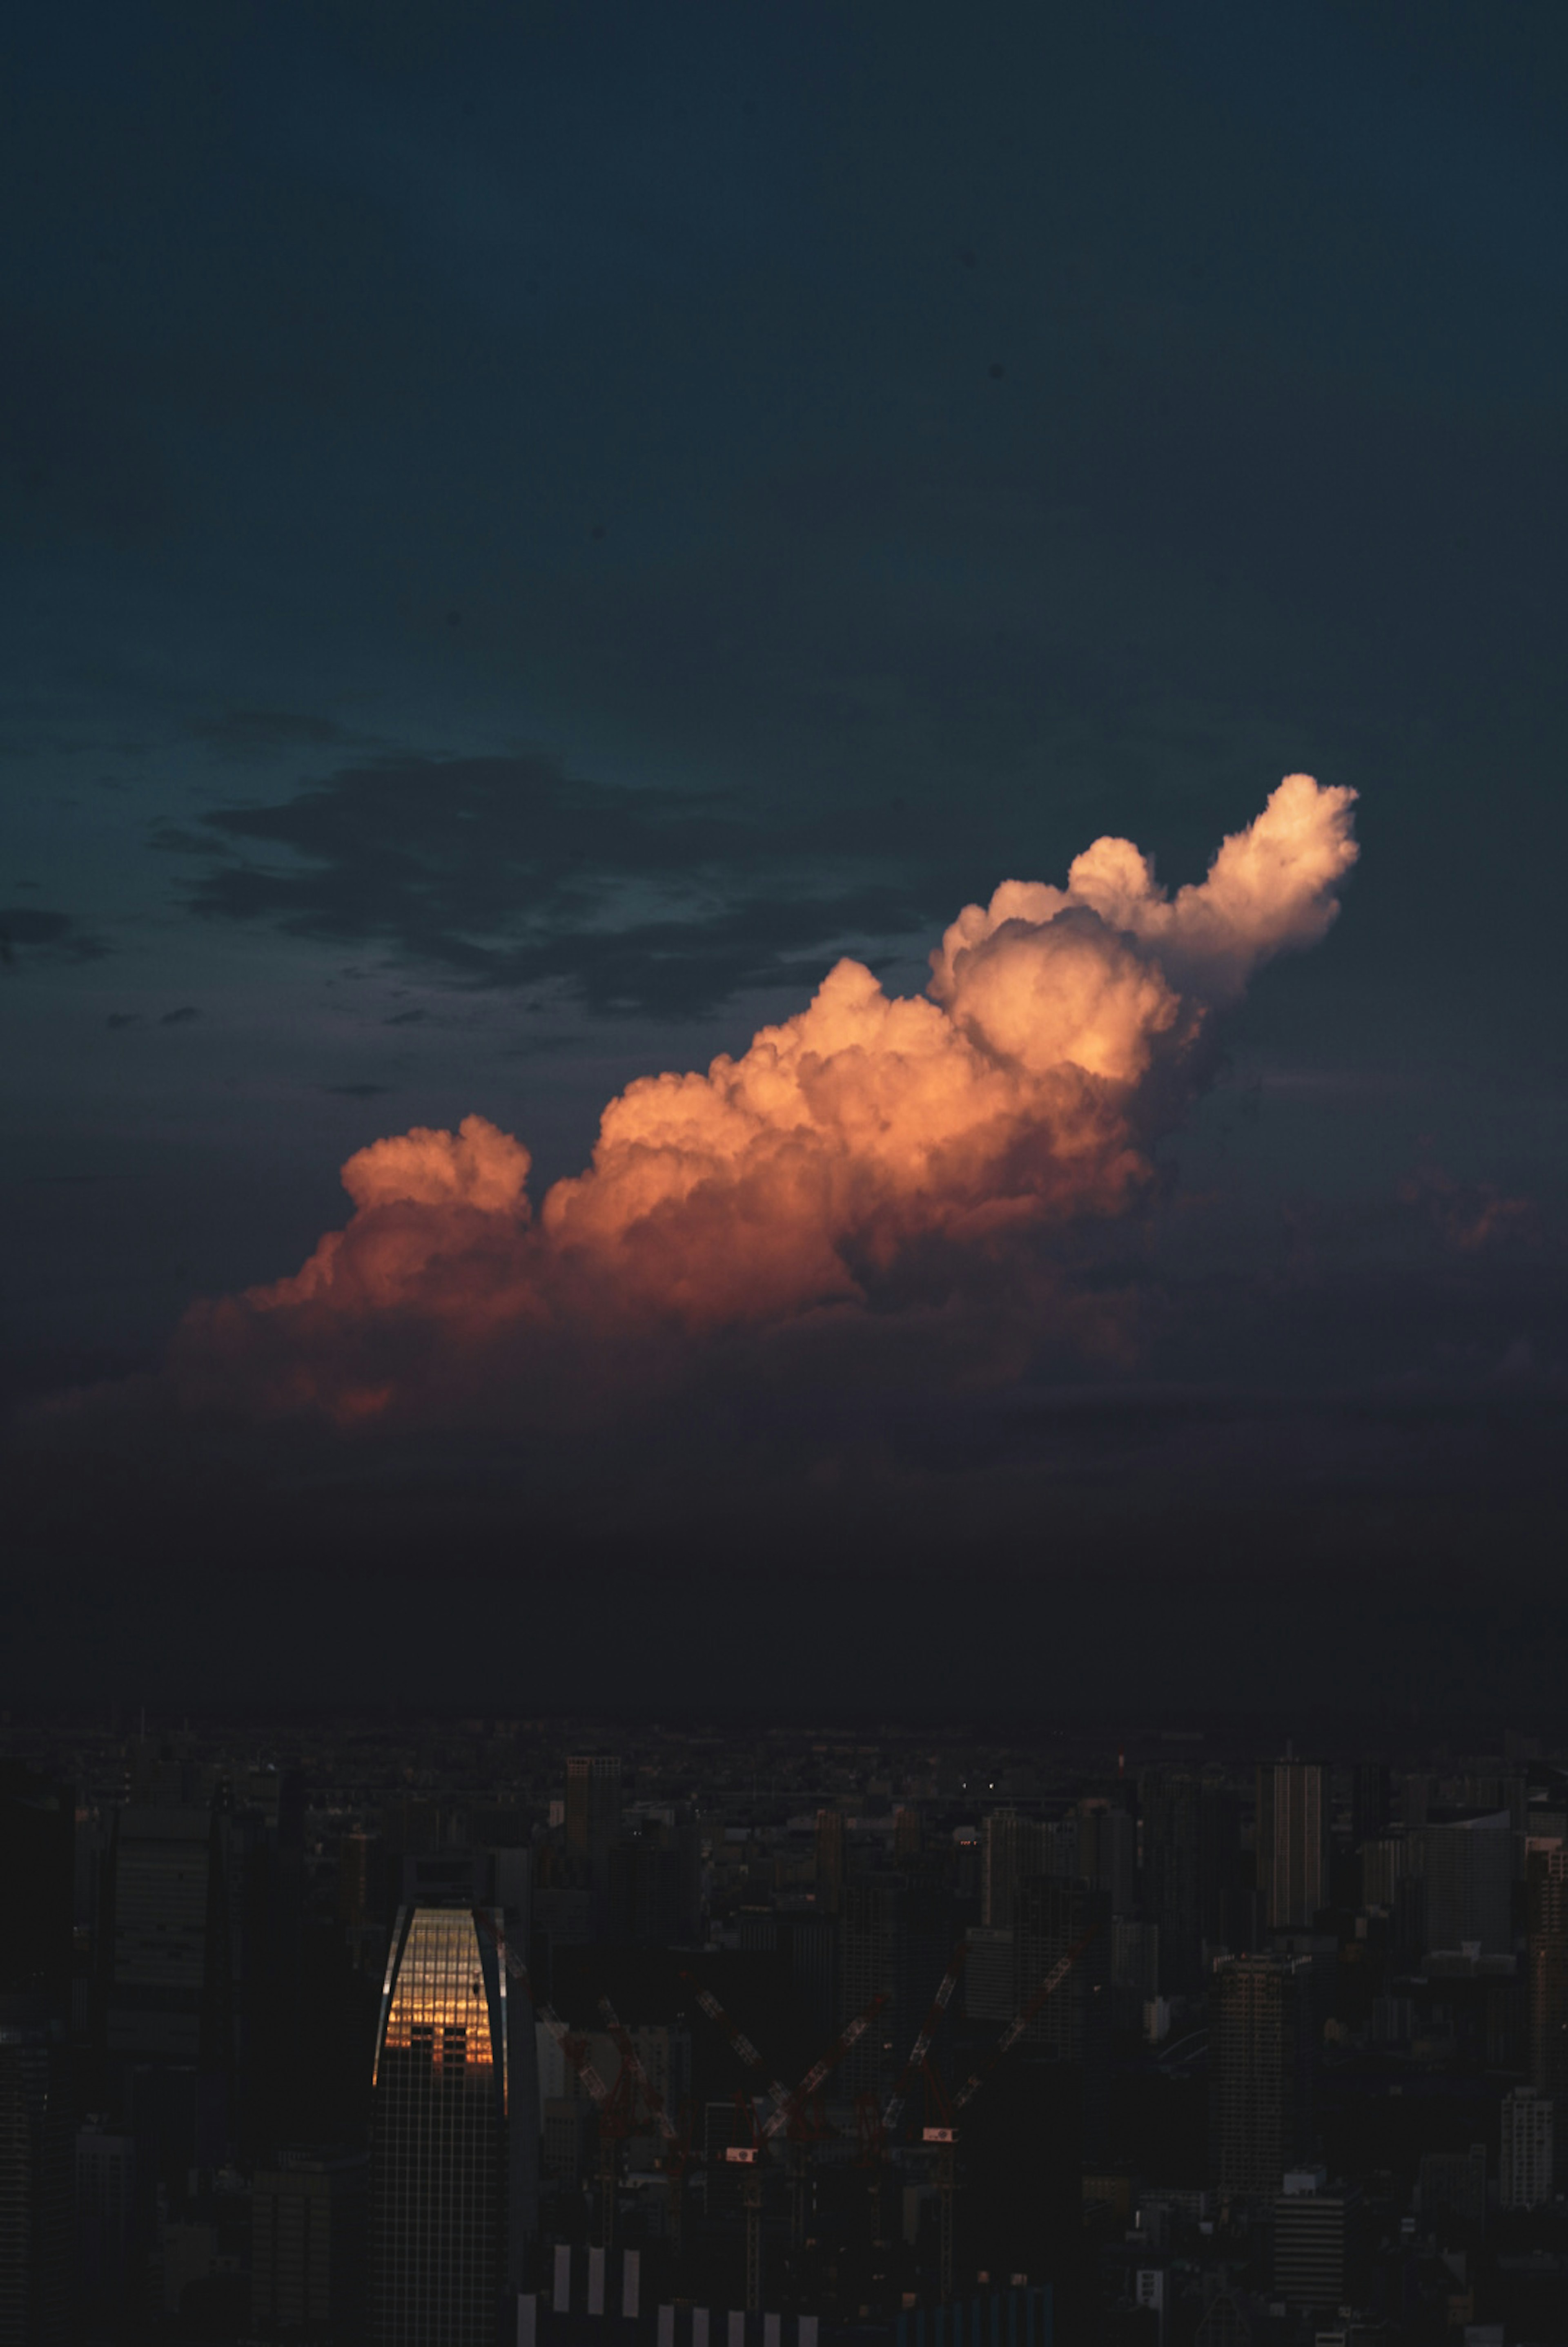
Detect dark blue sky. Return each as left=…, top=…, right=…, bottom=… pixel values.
left=4, top=4, right=1568, bottom=1671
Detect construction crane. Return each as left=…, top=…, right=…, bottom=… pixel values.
left=686, top=1973, right=890, bottom=2306
left=677, top=1970, right=796, bottom=2126
left=880, top=1940, right=969, bottom=2141
left=951, top=1928, right=1099, bottom=2113
left=920, top=1926, right=1100, bottom=2302
left=597, top=1997, right=691, bottom=2253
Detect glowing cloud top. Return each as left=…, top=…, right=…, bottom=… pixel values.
left=176, top=776, right=1357, bottom=1422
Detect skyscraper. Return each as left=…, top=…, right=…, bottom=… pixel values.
left=105, top=1805, right=220, bottom=2066
left=1209, top=1956, right=1313, bottom=2200
left=814, top=1809, right=845, bottom=1916
left=981, top=1810, right=1076, bottom=1930
left=0, top=1763, right=74, bottom=2019
left=0, top=2016, right=71, bottom=2347
left=1139, top=1774, right=1241, bottom=1995
left=1420, top=1812, right=1514, bottom=1956
left=565, top=1755, right=621, bottom=1938
left=1256, top=1764, right=1328, bottom=1932
left=1499, top=2085, right=1554, bottom=2212
left=370, top=1906, right=536, bottom=2347
left=1528, top=1846, right=1568, bottom=2100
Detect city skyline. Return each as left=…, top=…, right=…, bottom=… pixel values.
left=5, top=1703, right=1568, bottom=2340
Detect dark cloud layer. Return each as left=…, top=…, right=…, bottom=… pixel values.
left=9, top=1248, right=1568, bottom=1714
left=168, top=752, right=939, bottom=1015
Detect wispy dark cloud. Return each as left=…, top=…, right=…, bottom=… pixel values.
left=164, top=751, right=940, bottom=1017
left=0, top=907, right=109, bottom=965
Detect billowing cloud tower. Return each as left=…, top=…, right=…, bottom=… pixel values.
left=172, top=775, right=1357, bottom=1424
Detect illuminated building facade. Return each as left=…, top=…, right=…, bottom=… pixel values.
left=370, top=1906, right=535, bottom=2347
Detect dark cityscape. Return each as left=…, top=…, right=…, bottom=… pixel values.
left=3, top=1712, right=1568, bottom=2344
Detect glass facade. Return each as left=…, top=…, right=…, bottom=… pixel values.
left=370, top=1907, right=509, bottom=2347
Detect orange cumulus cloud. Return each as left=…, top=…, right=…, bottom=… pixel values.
left=172, top=775, right=1357, bottom=1425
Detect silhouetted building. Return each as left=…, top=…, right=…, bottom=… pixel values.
left=0, top=2015, right=71, bottom=2347
left=105, top=1806, right=220, bottom=2067
left=369, top=1905, right=537, bottom=2347
left=565, top=1756, right=621, bottom=1936
left=1110, top=1919, right=1160, bottom=2031
left=0, top=1766, right=74, bottom=2020
left=1139, top=1775, right=1241, bottom=1995
left=814, top=1811, right=845, bottom=1916
left=609, top=1808, right=699, bottom=1946
left=1351, top=1763, right=1392, bottom=1847
left=74, top=2119, right=135, bottom=2323
left=965, top=1926, right=1016, bottom=2022
left=1499, top=2085, right=1553, bottom=2212
left=1417, top=2144, right=1486, bottom=2228
left=1528, top=1845, right=1568, bottom=2099
left=1256, top=1763, right=1327, bottom=1931
left=1077, top=1800, right=1136, bottom=1917
left=1210, top=1956, right=1312, bottom=2200
left=1420, top=1812, right=1514, bottom=1956
left=1272, top=2180, right=1345, bottom=2309
left=252, top=2149, right=368, bottom=2340
left=982, top=1811, right=1075, bottom=1930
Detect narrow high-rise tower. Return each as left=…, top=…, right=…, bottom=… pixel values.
left=1256, top=1762, right=1328, bottom=1931
left=1209, top=1955, right=1313, bottom=2200
left=565, top=1754, right=622, bottom=1937
left=370, top=1906, right=536, bottom=2347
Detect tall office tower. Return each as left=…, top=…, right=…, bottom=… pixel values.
left=106, top=1805, right=224, bottom=2066
left=1209, top=1956, right=1313, bottom=2200
left=1352, top=1763, right=1392, bottom=1846
left=610, top=1809, right=700, bottom=1947
left=1109, top=1919, right=1160, bottom=2031
left=565, top=1756, right=621, bottom=1936
left=1528, top=1847, right=1568, bottom=2098
left=1256, top=1763, right=1328, bottom=1931
left=1419, top=1812, right=1514, bottom=1956
left=74, top=2120, right=135, bottom=2322
left=1139, top=1775, right=1242, bottom=1995
left=370, top=1906, right=536, bottom=2347
left=1076, top=1801, right=1136, bottom=1916
left=0, top=1765, right=74, bottom=2020
left=981, top=1811, right=1075, bottom=1930
left=814, top=1810, right=845, bottom=1915
left=564, top=1755, right=621, bottom=1863
left=1499, top=2085, right=1554, bottom=2211
left=0, top=2016, right=71, bottom=2346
